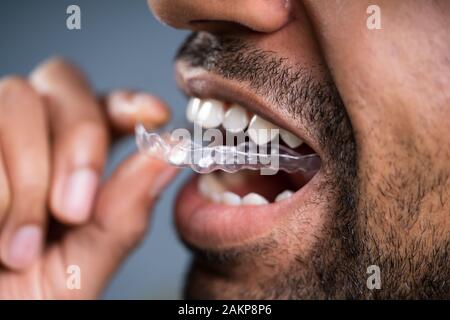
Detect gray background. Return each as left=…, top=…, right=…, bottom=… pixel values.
left=0, top=0, right=191, bottom=299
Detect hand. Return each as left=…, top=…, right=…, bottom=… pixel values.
left=0, top=58, right=178, bottom=299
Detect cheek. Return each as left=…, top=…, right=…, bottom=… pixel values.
left=352, top=96, right=450, bottom=250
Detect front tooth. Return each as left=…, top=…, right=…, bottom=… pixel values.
left=275, top=190, right=294, bottom=202
left=198, top=174, right=226, bottom=202
left=186, top=97, right=202, bottom=122
left=221, top=192, right=242, bottom=205
left=195, top=99, right=225, bottom=128
left=222, top=104, right=249, bottom=133
left=280, top=129, right=303, bottom=148
left=247, top=115, right=279, bottom=145
left=242, top=193, right=269, bottom=205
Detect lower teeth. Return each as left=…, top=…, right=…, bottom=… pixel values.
left=197, top=172, right=296, bottom=206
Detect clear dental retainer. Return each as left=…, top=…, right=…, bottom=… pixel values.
left=135, top=124, right=321, bottom=174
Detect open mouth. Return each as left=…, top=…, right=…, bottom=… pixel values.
left=186, top=96, right=318, bottom=204
left=174, top=61, right=325, bottom=249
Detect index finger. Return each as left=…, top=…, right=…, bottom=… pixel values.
left=30, top=58, right=108, bottom=225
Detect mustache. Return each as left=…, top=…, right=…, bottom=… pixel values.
left=175, top=32, right=356, bottom=168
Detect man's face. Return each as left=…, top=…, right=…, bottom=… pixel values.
left=148, top=0, right=450, bottom=299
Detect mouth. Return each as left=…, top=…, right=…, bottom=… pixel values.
left=174, top=59, right=326, bottom=249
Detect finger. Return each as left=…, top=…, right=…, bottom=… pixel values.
left=0, top=147, right=11, bottom=231
left=105, top=90, right=171, bottom=134
left=30, top=57, right=109, bottom=225
left=0, top=77, right=49, bottom=270
left=59, top=154, right=178, bottom=298
left=95, top=155, right=178, bottom=241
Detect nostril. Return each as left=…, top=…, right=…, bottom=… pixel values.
left=189, top=20, right=255, bottom=35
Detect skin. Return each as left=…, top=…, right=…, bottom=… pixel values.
left=0, top=59, right=177, bottom=298
left=0, top=0, right=448, bottom=299
left=153, top=0, right=450, bottom=299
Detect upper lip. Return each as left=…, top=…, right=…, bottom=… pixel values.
left=174, top=59, right=323, bottom=159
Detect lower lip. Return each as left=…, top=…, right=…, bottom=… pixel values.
left=175, top=170, right=323, bottom=249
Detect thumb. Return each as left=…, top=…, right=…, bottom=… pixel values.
left=58, top=153, right=179, bottom=298
left=104, top=90, right=171, bottom=135
left=95, top=154, right=179, bottom=243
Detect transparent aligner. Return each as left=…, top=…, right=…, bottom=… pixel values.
left=135, top=124, right=321, bottom=174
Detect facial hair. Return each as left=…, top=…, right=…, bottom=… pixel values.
left=175, top=32, right=450, bottom=299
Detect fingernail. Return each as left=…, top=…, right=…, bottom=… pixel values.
left=61, top=168, right=98, bottom=223
left=149, top=167, right=178, bottom=197
left=6, top=225, right=42, bottom=269
left=132, top=94, right=170, bottom=127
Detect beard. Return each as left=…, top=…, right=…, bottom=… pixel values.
left=175, top=32, right=450, bottom=299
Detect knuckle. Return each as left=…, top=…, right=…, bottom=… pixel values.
left=0, top=76, right=31, bottom=95
left=32, top=56, right=71, bottom=78
left=0, top=76, right=41, bottom=113
left=31, top=56, right=82, bottom=89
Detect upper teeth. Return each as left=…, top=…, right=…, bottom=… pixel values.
left=186, top=97, right=302, bottom=148
left=247, top=115, right=279, bottom=145
left=222, top=104, right=249, bottom=133
left=279, top=129, right=303, bottom=148
left=186, top=97, right=202, bottom=122
left=194, top=99, right=225, bottom=129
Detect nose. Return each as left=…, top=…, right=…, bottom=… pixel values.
left=147, top=0, right=293, bottom=33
